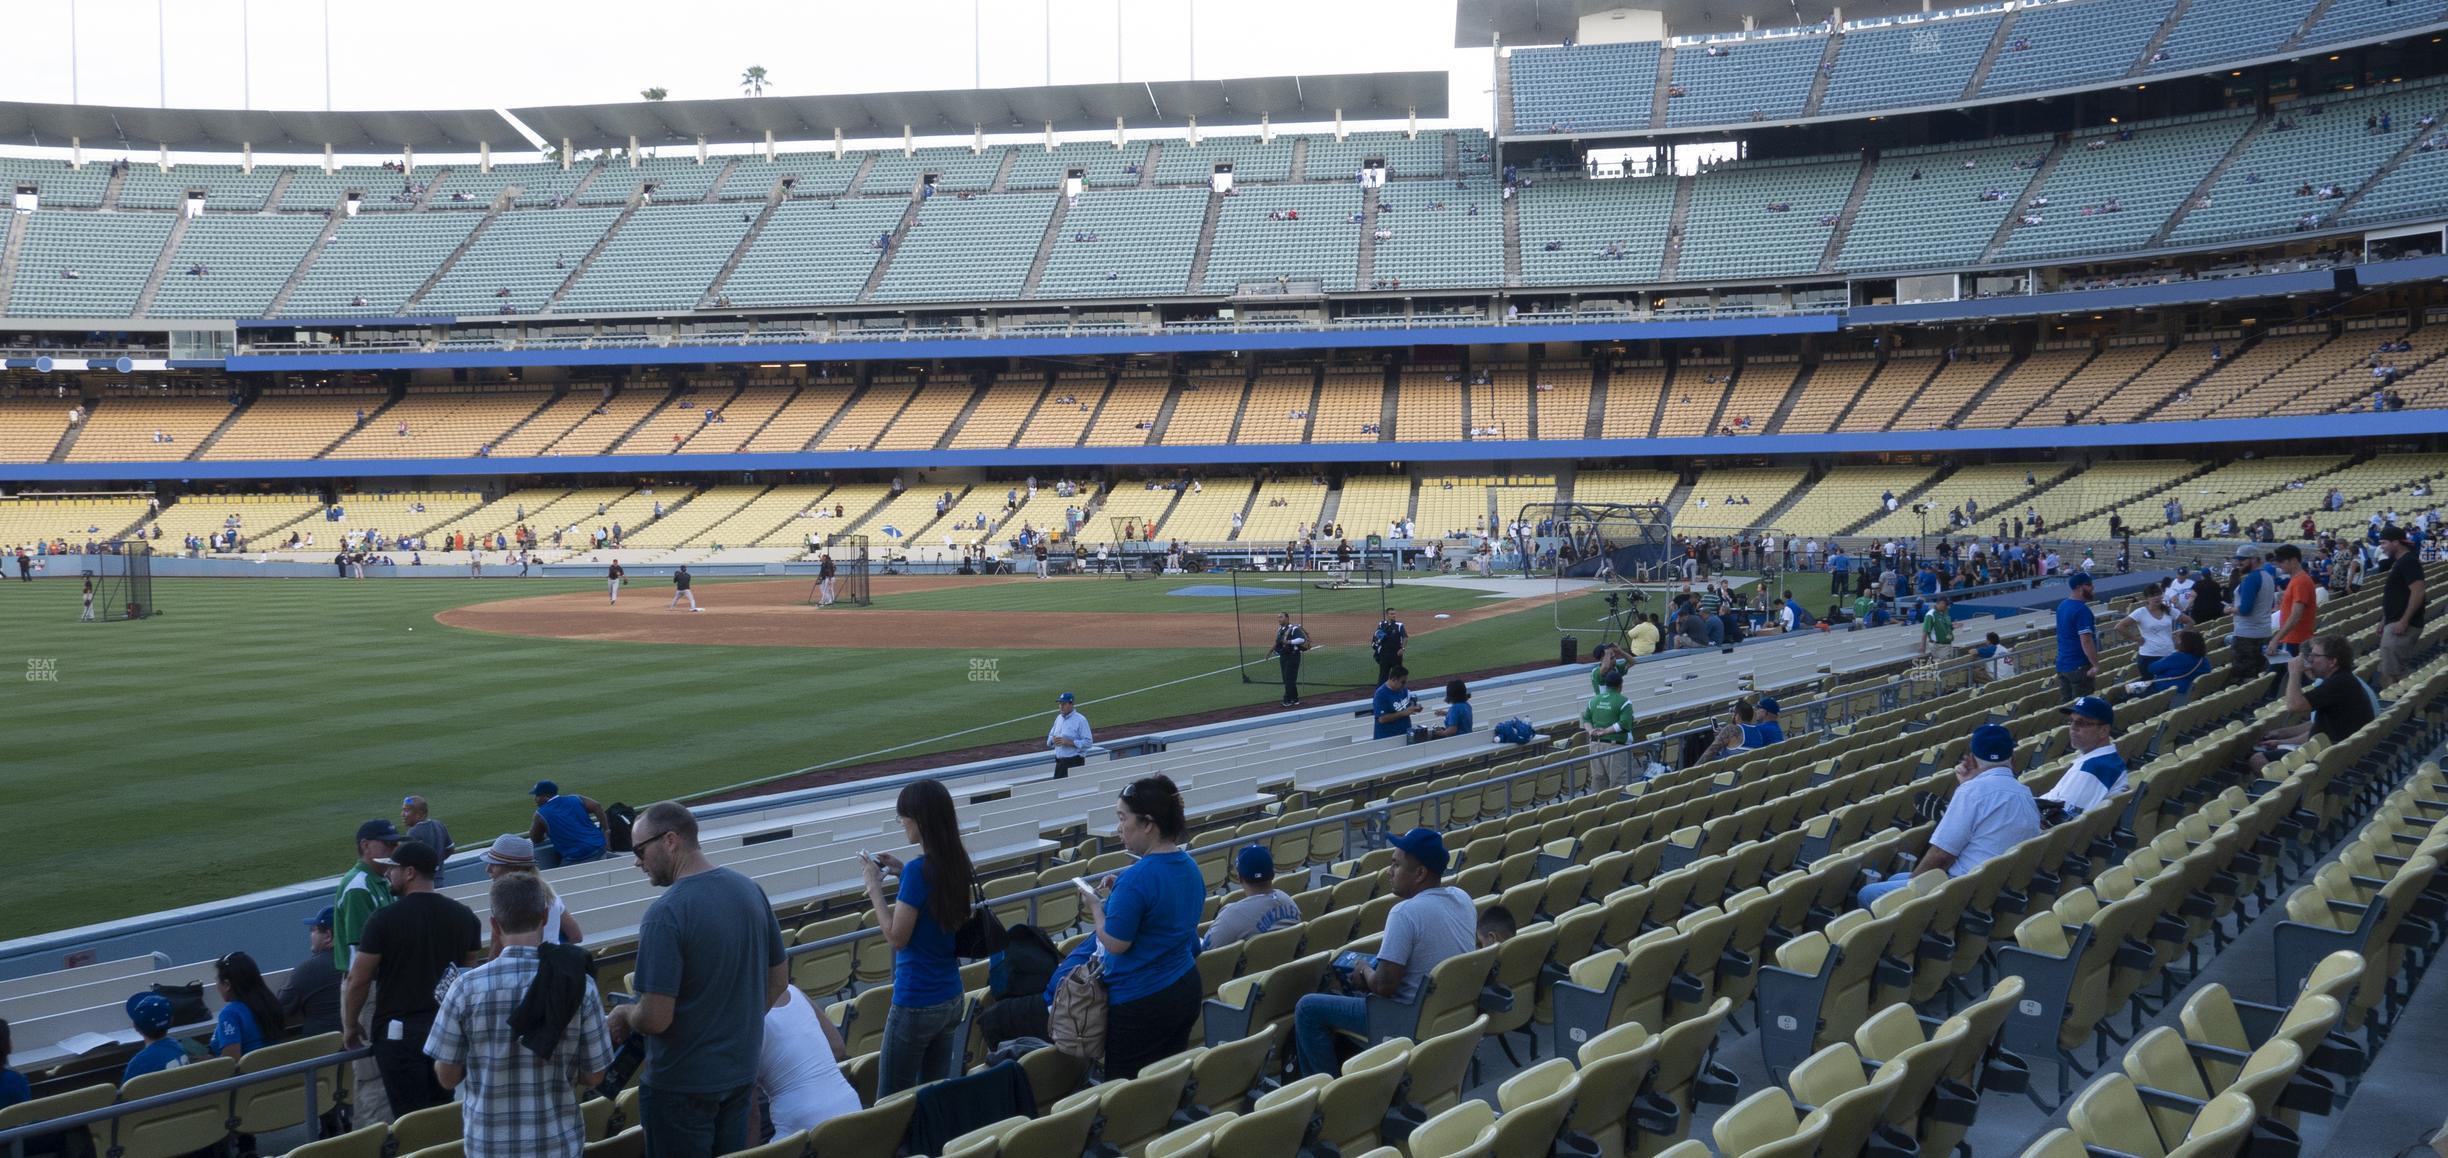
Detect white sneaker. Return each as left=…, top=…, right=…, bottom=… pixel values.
left=692, top=608, right=702, bottom=612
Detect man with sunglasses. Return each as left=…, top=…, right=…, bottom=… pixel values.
left=2251, top=634, right=2378, bottom=774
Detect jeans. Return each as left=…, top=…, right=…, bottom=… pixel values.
left=372, top=1012, right=447, bottom=1117
left=2056, top=670, right=2095, bottom=703
left=640, top=1082, right=752, bottom=1158
left=877, top=996, right=964, bottom=1098
left=1294, top=993, right=1372, bottom=1076
left=537, top=844, right=606, bottom=870
left=1855, top=877, right=1914, bottom=909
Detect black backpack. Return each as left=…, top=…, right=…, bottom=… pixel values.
left=602, top=803, right=638, bottom=854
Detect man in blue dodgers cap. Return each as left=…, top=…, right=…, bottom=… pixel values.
left=1291, top=827, right=1477, bottom=1075
left=2038, top=696, right=2127, bottom=823
left=1859, top=723, right=2042, bottom=908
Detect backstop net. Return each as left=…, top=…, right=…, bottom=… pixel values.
left=92, top=541, right=155, bottom=621
left=1229, top=567, right=1393, bottom=690
left=1111, top=518, right=1167, bottom=580
left=805, top=534, right=871, bottom=607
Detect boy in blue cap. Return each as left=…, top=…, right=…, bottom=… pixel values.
left=1291, top=827, right=1476, bottom=1074
left=1859, top=723, right=2040, bottom=907
left=122, top=994, right=189, bottom=1082
left=1201, top=846, right=1303, bottom=952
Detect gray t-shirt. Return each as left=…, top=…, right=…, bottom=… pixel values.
left=406, top=819, right=453, bottom=881
left=1377, top=886, right=1478, bottom=1004
left=634, top=867, right=786, bottom=1093
left=1201, top=890, right=1303, bottom=951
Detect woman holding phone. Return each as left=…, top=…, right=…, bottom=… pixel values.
left=861, top=779, right=974, bottom=1096
left=1084, top=775, right=1205, bottom=1077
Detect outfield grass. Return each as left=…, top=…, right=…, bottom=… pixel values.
left=1, top=575, right=1612, bottom=938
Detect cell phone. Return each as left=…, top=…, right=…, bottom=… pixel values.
left=857, top=850, right=874, bottom=865
left=1075, top=877, right=1101, bottom=897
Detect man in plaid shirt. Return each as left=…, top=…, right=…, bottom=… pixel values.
left=427, top=873, right=613, bottom=1157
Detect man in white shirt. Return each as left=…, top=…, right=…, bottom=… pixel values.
left=1046, top=692, right=1093, bottom=778
left=1859, top=724, right=2041, bottom=907
left=2038, top=696, right=2127, bottom=821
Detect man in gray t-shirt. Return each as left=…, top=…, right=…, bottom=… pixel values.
left=608, top=803, right=786, bottom=1157
left=401, top=796, right=454, bottom=884
left=1291, top=827, right=1477, bottom=1074
left=1202, top=846, right=1305, bottom=952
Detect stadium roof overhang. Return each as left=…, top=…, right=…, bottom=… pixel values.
left=509, top=72, right=1450, bottom=150
left=0, top=102, right=523, bottom=153
left=1453, top=0, right=1935, bottom=45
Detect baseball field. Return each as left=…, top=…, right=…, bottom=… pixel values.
left=2, top=569, right=1675, bottom=940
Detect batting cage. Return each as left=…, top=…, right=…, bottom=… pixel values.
left=1229, top=567, right=1394, bottom=690
left=805, top=534, right=871, bottom=607
left=1111, top=517, right=1174, bottom=579
left=90, top=541, right=156, bottom=621
left=1516, top=501, right=1672, bottom=654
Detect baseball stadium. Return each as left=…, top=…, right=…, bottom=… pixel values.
left=4, top=0, right=2448, bottom=1153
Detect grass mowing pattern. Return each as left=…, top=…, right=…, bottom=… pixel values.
left=2, top=575, right=1611, bottom=938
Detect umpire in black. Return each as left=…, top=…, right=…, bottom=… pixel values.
left=1270, top=612, right=1311, bottom=707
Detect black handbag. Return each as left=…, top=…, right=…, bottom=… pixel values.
left=151, top=981, right=210, bottom=1027
left=954, top=886, right=1011, bottom=958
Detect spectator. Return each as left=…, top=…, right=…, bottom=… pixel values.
left=2375, top=526, right=2427, bottom=691
left=756, top=982, right=859, bottom=1140
left=1922, top=595, right=1957, bottom=658
left=426, top=872, right=615, bottom=1158
left=2115, top=582, right=2190, bottom=678
left=2252, top=635, right=2378, bottom=774
left=335, top=819, right=400, bottom=971
left=2269, top=544, right=2319, bottom=661
left=2229, top=543, right=2280, bottom=677
left=1581, top=669, right=1635, bottom=787
left=400, top=796, right=455, bottom=884
left=1292, top=827, right=1475, bottom=1074
left=1202, top=846, right=1303, bottom=952
left=480, top=836, right=584, bottom=952
left=2054, top=572, right=2101, bottom=700
left=210, top=952, right=285, bottom=1059
left=862, top=780, right=974, bottom=1097
left=1477, top=905, right=1518, bottom=949
left=344, top=840, right=482, bottom=1117
left=0, top=1020, right=24, bottom=1112
left=2036, top=698, right=2127, bottom=822
left=1084, top=776, right=1205, bottom=1078
left=1373, top=666, right=1423, bottom=740
left=2131, top=629, right=2212, bottom=699
left=608, top=802, right=788, bottom=1157
left=1627, top=613, right=1661, bottom=656
left=121, top=994, right=187, bottom=1082
left=527, top=781, right=611, bottom=867
left=1858, top=725, right=2040, bottom=906
left=1422, top=680, right=1473, bottom=738
left=281, top=907, right=346, bottom=1038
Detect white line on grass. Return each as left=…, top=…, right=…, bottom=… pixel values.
left=684, top=656, right=1264, bottom=800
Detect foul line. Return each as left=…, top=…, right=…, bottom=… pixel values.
left=682, top=655, right=1270, bottom=803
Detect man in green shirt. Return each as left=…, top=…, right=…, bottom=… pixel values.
left=1922, top=595, right=1956, bottom=659
left=334, top=819, right=400, bottom=970
left=1588, top=644, right=1633, bottom=693
left=1581, top=670, right=1637, bottom=788
left=1851, top=591, right=1877, bottom=627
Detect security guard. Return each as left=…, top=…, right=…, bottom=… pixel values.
left=1270, top=612, right=1311, bottom=707
left=1371, top=608, right=1408, bottom=685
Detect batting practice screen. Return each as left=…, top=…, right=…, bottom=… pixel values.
left=93, top=541, right=155, bottom=621
left=1229, top=567, right=1393, bottom=690
left=805, top=534, right=871, bottom=607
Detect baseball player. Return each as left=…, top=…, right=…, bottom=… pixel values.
left=82, top=577, right=96, bottom=622
left=817, top=552, right=838, bottom=607
left=1269, top=612, right=1311, bottom=707
left=669, top=565, right=701, bottom=611
left=607, top=559, right=624, bottom=603
left=1034, top=541, right=1050, bottom=579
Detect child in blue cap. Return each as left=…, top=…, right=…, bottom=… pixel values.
left=122, top=993, right=189, bottom=1082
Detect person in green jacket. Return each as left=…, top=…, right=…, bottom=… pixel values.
left=1588, top=644, right=1633, bottom=693
left=1922, top=595, right=1956, bottom=658
left=1581, top=670, right=1637, bottom=788
left=1850, top=590, right=1877, bottom=627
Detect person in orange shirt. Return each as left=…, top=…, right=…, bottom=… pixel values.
left=2268, top=544, right=2320, bottom=661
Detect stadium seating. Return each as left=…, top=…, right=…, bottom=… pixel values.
left=2147, top=0, right=2318, bottom=75
left=1198, top=186, right=1362, bottom=293
left=1600, top=362, right=1669, bottom=439
left=553, top=204, right=756, bottom=314
left=281, top=212, right=483, bottom=318
left=717, top=152, right=864, bottom=200
left=1031, top=188, right=1206, bottom=299
left=1087, top=373, right=1170, bottom=446
left=1014, top=372, right=1107, bottom=448
left=202, top=392, right=389, bottom=461
left=716, top=198, right=908, bottom=308
left=0, top=398, right=70, bottom=463
left=526, top=389, right=668, bottom=457
left=146, top=216, right=328, bottom=319
left=616, top=381, right=738, bottom=456
left=67, top=392, right=237, bottom=462
left=1157, top=375, right=1242, bottom=446
left=871, top=383, right=972, bottom=451
left=5, top=211, right=177, bottom=318
left=142, top=493, right=322, bottom=549
left=2170, top=80, right=2448, bottom=247
left=1003, top=141, right=1149, bottom=191
left=1515, top=175, right=1675, bottom=286
left=1508, top=42, right=1661, bottom=134
left=0, top=155, right=110, bottom=207
left=737, top=380, right=850, bottom=453
left=2065, top=339, right=2192, bottom=424
left=1659, top=361, right=1736, bottom=438
left=115, top=163, right=284, bottom=212
left=1304, top=131, right=1449, bottom=182
left=1664, top=33, right=1827, bottom=128
left=1856, top=462, right=2075, bottom=539
left=1152, top=135, right=1295, bottom=185
left=1833, top=350, right=1944, bottom=432
left=1395, top=370, right=1463, bottom=442
left=1836, top=137, right=2050, bottom=273
left=1312, top=370, right=1383, bottom=443
left=1370, top=183, right=1502, bottom=291
left=950, top=372, right=1047, bottom=450
left=580, top=156, right=729, bottom=207
left=1994, top=113, right=2254, bottom=262
left=861, top=147, right=1006, bottom=197
left=816, top=379, right=916, bottom=452
left=0, top=495, right=148, bottom=549
left=2300, top=0, right=2448, bottom=46
left=1769, top=464, right=1943, bottom=535
left=1885, top=348, right=2008, bottom=431
left=277, top=165, right=410, bottom=211
left=1154, top=479, right=1253, bottom=542
left=1237, top=370, right=1316, bottom=445
left=1678, top=155, right=1858, bottom=283
left=1777, top=355, right=1876, bottom=434
left=1979, top=0, right=2178, bottom=98
left=1819, top=11, right=2004, bottom=115
left=1960, top=345, right=2098, bottom=428
left=870, top=194, right=1054, bottom=304
left=1240, top=477, right=1329, bottom=544
left=419, top=206, right=624, bottom=316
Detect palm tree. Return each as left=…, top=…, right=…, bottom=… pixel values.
left=739, top=66, right=769, bottom=97
left=639, top=86, right=668, bottom=102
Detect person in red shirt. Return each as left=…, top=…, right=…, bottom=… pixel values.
left=2269, top=544, right=2320, bottom=660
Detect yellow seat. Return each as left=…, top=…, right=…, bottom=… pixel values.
left=583, top=1124, right=644, bottom=1157
left=1493, top=1057, right=1580, bottom=1154
left=1397, top=1014, right=1489, bottom=1117
left=1709, top=1087, right=1829, bottom=1158
left=279, top=1122, right=388, bottom=1158
left=1143, top=1112, right=1234, bottom=1158
left=727, top=1129, right=811, bottom=1157
left=113, top=1056, right=240, bottom=1158
left=0, top=1082, right=115, bottom=1158
left=1408, top=1100, right=1499, bottom=1158
left=389, top=1100, right=464, bottom=1154
left=1570, top=1020, right=1659, bottom=1158
left=1216, top=1086, right=1317, bottom=1154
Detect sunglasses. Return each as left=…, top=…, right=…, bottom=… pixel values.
left=631, top=830, right=672, bottom=860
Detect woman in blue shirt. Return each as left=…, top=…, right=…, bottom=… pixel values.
left=1085, top=775, right=1205, bottom=1077
left=861, top=779, right=974, bottom=1096
left=2137, top=629, right=2212, bottom=699
left=0, top=1019, right=29, bottom=1111
left=210, top=951, right=285, bottom=1058
left=1422, top=681, right=1473, bottom=739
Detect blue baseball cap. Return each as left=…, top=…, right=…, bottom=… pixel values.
left=1234, top=845, right=1275, bottom=882
left=1755, top=696, right=1780, bottom=715
left=126, top=993, right=174, bottom=1034
left=2061, top=696, right=2114, bottom=725
left=303, top=906, right=335, bottom=929
left=1388, top=827, right=1451, bottom=877
left=529, top=780, right=558, bottom=798
left=1056, top=692, right=1075, bottom=704
left=2066, top=572, right=2095, bottom=589
left=1968, top=724, right=2017, bottom=764
left=355, top=819, right=401, bottom=844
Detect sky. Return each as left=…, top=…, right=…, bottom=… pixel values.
left=0, top=0, right=1496, bottom=159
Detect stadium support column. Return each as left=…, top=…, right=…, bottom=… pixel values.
left=324, top=144, right=334, bottom=175
left=70, top=137, right=81, bottom=169
left=242, top=143, right=253, bottom=175
left=1187, top=116, right=1199, bottom=147
left=902, top=126, right=913, bottom=157
left=973, top=125, right=984, bottom=154
left=402, top=145, right=413, bottom=174
left=479, top=142, right=490, bottom=173
left=1115, top=117, right=1126, bottom=148
left=1260, top=114, right=1271, bottom=144
left=1044, top=122, right=1055, bottom=151
left=628, top=136, right=639, bottom=168
left=1334, top=109, right=1345, bottom=141
left=695, top=137, right=706, bottom=164
left=559, top=139, right=570, bottom=171
left=157, top=144, right=170, bottom=173
left=1407, top=106, right=1417, bottom=140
